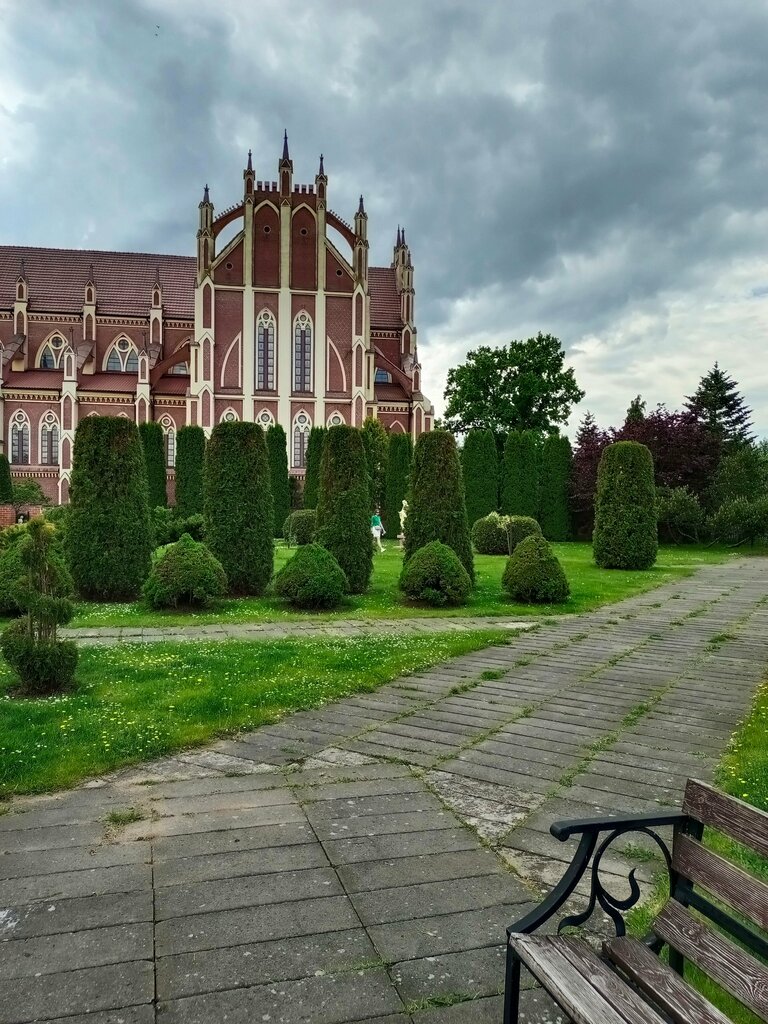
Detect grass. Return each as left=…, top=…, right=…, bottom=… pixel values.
left=65, top=543, right=735, bottom=629
left=0, top=629, right=506, bottom=799
left=104, top=807, right=146, bottom=827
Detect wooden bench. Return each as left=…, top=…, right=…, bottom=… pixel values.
left=504, top=779, right=768, bottom=1024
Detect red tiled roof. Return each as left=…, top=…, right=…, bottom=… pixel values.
left=0, top=246, right=195, bottom=318
left=375, top=382, right=409, bottom=403
left=3, top=369, right=63, bottom=390
left=154, top=374, right=189, bottom=395
left=78, top=373, right=138, bottom=393
left=369, top=266, right=403, bottom=331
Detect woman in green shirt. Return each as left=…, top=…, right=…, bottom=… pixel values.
left=370, top=509, right=385, bottom=553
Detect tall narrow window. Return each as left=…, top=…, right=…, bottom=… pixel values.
left=40, top=412, right=59, bottom=465
left=165, top=429, right=176, bottom=467
left=292, top=412, right=311, bottom=468
left=293, top=313, right=312, bottom=393
left=256, top=313, right=276, bottom=391
left=10, top=413, right=29, bottom=465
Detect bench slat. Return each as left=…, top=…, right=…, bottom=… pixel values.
left=683, top=780, right=768, bottom=858
left=557, top=937, right=668, bottom=1024
left=510, top=934, right=667, bottom=1024
left=653, top=901, right=768, bottom=1022
left=674, top=831, right=768, bottom=931
left=605, top=936, right=732, bottom=1024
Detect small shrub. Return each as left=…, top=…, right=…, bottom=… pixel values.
left=710, top=496, right=768, bottom=546
left=143, top=533, right=227, bottom=609
left=656, top=486, right=705, bottom=543
left=283, top=509, right=317, bottom=546
left=1, top=620, right=78, bottom=696
left=502, top=533, right=570, bottom=604
left=505, top=515, right=543, bottom=552
left=471, top=512, right=509, bottom=555
left=399, top=541, right=473, bottom=607
left=273, top=543, right=348, bottom=610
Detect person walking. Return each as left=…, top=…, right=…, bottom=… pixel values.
left=370, top=508, right=386, bottom=553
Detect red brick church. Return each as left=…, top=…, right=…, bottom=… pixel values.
left=0, top=135, right=433, bottom=503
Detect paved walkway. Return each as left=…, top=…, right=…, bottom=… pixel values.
left=1, top=558, right=767, bottom=1024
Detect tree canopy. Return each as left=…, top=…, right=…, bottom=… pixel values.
left=684, top=364, right=753, bottom=445
left=442, top=333, right=584, bottom=435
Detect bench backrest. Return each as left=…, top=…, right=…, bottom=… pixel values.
left=655, top=779, right=768, bottom=1022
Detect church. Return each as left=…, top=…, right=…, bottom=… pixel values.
left=0, top=135, right=433, bottom=503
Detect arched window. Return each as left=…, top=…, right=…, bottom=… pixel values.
left=257, top=410, right=274, bottom=430
left=125, top=351, right=139, bottom=373
left=292, top=411, right=311, bottom=468
left=10, top=411, right=30, bottom=465
left=256, top=312, right=276, bottom=391
left=374, top=368, right=392, bottom=384
left=39, top=335, right=65, bottom=370
left=293, top=312, right=312, bottom=393
left=327, top=412, right=344, bottom=427
left=220, top=408, right=239, bottom=423
left=159, top=416, right=176, bottom=468
left=40, top=411, right=60, bottom=465
left=105, top=337, right=139, bottom=372
left=169, top=361, right=189, bottom=375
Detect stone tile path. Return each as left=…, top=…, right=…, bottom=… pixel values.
left=1, top=558, right=767, bottom=1023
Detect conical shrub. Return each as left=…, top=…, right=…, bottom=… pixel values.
left=315, top=425, right=372, bottom=594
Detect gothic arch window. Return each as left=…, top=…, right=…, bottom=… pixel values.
left=105, top=336, right=139, bottom=372
left=10, top=410, right=30, bottom=465
left=220, top=407, right=239, bottom=423
left=169, top=361, right=189, bottom=375
left=39, top=335, right=65, bottom=370
left=257, top=409, right=274, bottom=430
left=327, top=412, right=344, bottom=427
left=159, top=416, right=176, bottom=468
left=292, top=411, right=311, bottom=469
left=293, top=312, right=312, bottom=393
left=256, top=311, right=276, bottom=391
left=40, top=410, right=60, bottom=466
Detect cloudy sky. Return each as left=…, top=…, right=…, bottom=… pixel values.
left=2, top=0, right=768, bottom=435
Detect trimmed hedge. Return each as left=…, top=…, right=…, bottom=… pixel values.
left=506, top=515, right=543, bottom=551
left=538, top=434, right=572, bottom=540
left=303, top=427, right=326, bottom=508
left=175, top=425, right=205, bottom=516
left=399, top=541, right=472, bottom=607
left=471, top=512, right=509, bottom=555
left=384, top=432, right=412, bottom=537
left=66, top=417, right=153, bottom=600
left=462, top=429, right=499, bottom=528
left=143, top=533, right=227, bottom=608
left=361, top=417, right=389, bottom=511
left=267, top=424, right=291, bottom=538
left=203, top=421, right=274, bottom=595
left=501, top=430, right=540, bottom=517
left=404, top=430, right=475, bottom=584
left=315, top=426, right=372, bottom=594
left=502, top=534, right=570, bottom=604
left=0, top=454, right=12, bottom=503
left=139, top=421, right=167, bottom=508
left=593, top=441, right=658, bottom=570
left=283, top=509, right=317, bottom=546
left=274, top=543, right=349, bottom=610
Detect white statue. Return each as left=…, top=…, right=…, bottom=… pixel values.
left=398, top=499, right=408, bottom=549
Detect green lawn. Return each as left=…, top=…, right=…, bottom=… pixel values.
left=0, top=629, right=507, bottom=799
left=68, top=543, right=735, bottom=629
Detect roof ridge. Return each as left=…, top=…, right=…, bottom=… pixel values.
left=0, top=244, right=195, bottom=262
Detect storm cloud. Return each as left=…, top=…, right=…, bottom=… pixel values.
left=2, top=0, right=768, bottom=432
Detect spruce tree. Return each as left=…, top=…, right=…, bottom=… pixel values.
left=266, top=424, right=290, bottom=538
left=360, top=417, right=389, bottom=511
left=539, top=434, right=572, bottom=541
left=138, top=421, right=167, bottom=508
left=461, top=428, right=499, bottom=528
left=405, top=430, right=474, bottom=583
left=593, top=441, right=657, bottom=570
left=501, top=430, right=541, bottom=518
left=66, top=416, right=153, bottom=599
left=303, top=427, right=325, bottom=508
left=384, top=432, right=412, bottom=537
left=685, top=364, right=754, bottom=444
left=315, top=425, right=372, bottom=594
left=0, top=454, right=12, bottom=503
left=175, top=425, right=205, bottom=516
left=204, top=421, right=273, bottom=595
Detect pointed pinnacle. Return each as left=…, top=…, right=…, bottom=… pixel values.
left=18, top=257, right=26, bottom=278
left=358, top=194, right=365, bottom=215
left=401, top=227, right=406, bottom=246
left=318, top=153, right=325, bottom=175
left=282, top=129, right=290, bottom=161
left=203, top=183, right=210, bottom=202
left=154, top=265, right=161, bottom=287
left=247, top=149, right=253, bottom=172
left=396, top=226, right=401, bottom=247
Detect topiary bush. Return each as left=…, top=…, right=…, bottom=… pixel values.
left=593, top=441, right=658, bottom=570
left=538, top=434, right=572, bottom=540
left=303, top=427, right=326, bottom=508
left=471, top=512, right=509, bottom=555
left=506, top=515, right=543, bottom=552
left=283, top=509, right=317, bottom=546
left=175, top=425, right=205, bottom=516
left=656, top=486, right=705, bottom=543
left=405, top=430, right=474, bottom=583
left=399, top=541, right=473, bottom=607
left=139, top=421, right=167, bottom=508
left=384, top=432, right=412, bottom=537
left=462, top=429, right=499, bottom=529
left=143, top=533, right=227, bottom=608
left=267, top=424, right=291, bottom=538
left=273, top=543, right=349, bottom=610
left=502, top=533, right=570, bottom=604
left=315, top=426, right=373, bottom=594
left=204, top=421, right=273, bottom=595
left=66, top=417, right=153, bottom=600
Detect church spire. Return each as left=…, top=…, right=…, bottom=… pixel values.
left=279, top=130, right=293, bottom=198
left=318, top=153, right=324, bottom=176
left=247, top=148, right=253, bottom=172
left=282, top=129, right=290, bottom=162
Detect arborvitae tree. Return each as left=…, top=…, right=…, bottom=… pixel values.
left=266, top=424, right=290, bottom=538
left=538, top=434, right=572, bottom=541
left=175, top=425, right=205, bottom=516
left=384, top=432, right=412, bottom=537
left=66, top=416, right=153, bottom=599
left=315, top=425, right=372, bottom=594
left=0, top=454, right=13, bottom=503
left=405, top=430, right=474, bottom=583
left=204, top=421, right=273, bottom=595
left=361, top=417, right=389, bottom=511
left=138, top=421, right=167, bottom=508
left=685, top=364, right=754, bottom=445
left=593, top=441, right=657, bottom=570
left=461, top=429, right=499, bottom=528
left=303, top=427, right=325, bottom=508
left=501, top=429, right=541, bottom=517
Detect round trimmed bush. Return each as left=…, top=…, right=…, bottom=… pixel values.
left=283, top=509, right=317, bottom=546
left=471, top=513, right=509, bottom=555
left=593, top=441, right=658, bottom=570
left=506, top=515, right=543, bottom=551
left=399, top=541, right=473, bottom=607
left=0, top=619, right=78, bottom=696
left=502, top=534, right=570, bottom=604
left=273, top=543, right=349, bottom=610
left=143, top=533, right=227, bottom=609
